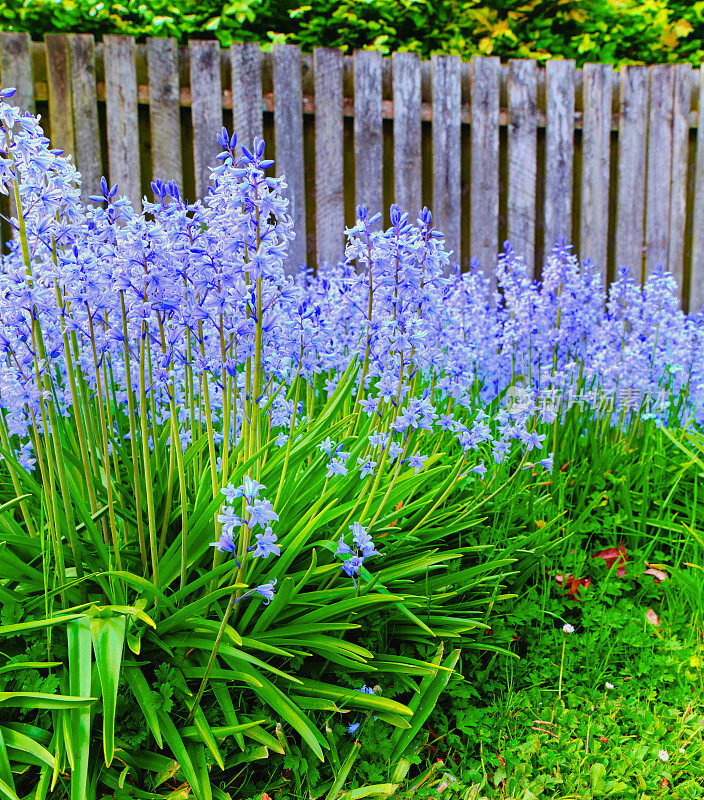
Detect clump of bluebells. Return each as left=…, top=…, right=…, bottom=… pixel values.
left=0, top=83, right=701, bottom=593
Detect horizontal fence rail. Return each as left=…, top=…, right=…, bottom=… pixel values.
left=0, top=33, right=703, bottom=309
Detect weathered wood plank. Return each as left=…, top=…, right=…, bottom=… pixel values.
left=313, top=48, right=344, bottom=267
left=507, top=59, right=537, bottom=275
left=668, top=63, right=690, bottom=296
left=104, top=35, right=141, bottom=205
left=0, top=32, right=34, bottom=239
left=645, top=64, right=675, bottom=273
left=614, top=65, right=648, bottom=278
left=272, top=43, right=307, bottom=271
left=147, top=38, right=183, bottom=193
left=0, top=32, right=34, bottom=113
left=45, top=34, right=75, bottom=156
left=354, top=49, right=383, bottom=219
left=470, top=56, right=500, bottom=273
left=431, top=53, right=461, bottom=269
left=69, top=34, right=101, bottom=202
left=231, top=42, right=263, bottom=157
left=579, top=62, right=612, bottom=285
left=392, top=51, right=422, bottom=216
left=189, top=39, right=223, bottom=200
left=544, top=59, right=575, bottom=259
left=691, top=64, right=704, bottom=313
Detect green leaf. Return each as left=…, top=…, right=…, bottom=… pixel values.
left=0, top=728, right=16, bottom=798
left=324, top=741, right=360, bottom=800
left=389, top=645, right=461, bottom=762
left=157, top=709, right=203, bottom=799
left=182, top=697, right=225, bottom=770
left=0, top=693, right=95, bottom=710
left=67, top=617, right=92, bottom=800
left=122, top=660, right=163, bottom=748
left=0, top=726, right=54, bottom=769
left=0, top=776, right=19, bottom=800
left=89, top=614, right=126, bottom=766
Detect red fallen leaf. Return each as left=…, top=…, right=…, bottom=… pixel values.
left=556, top=573, right=591, bottom=601
left=644, top=565, right=668, bottom=583
left=599, top=735, right=609, bottom=743
left=592, top=541, right=628, bottom=577
left=646, top=607, right=661, bottom=626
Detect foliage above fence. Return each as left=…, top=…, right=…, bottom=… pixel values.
left=2, top=0, right=704, bottom=66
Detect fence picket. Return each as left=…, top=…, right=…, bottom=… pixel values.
left=314, top=48, right=344, bottom=267
left=508, top=58, right=537, bottom=275
left=147, top=38, right=183, bottom=193
left=272, top=44, right=307, bottom=271
left=580, top=63, right=612, bottom=284
left=0, top=32, right=34, bottom=112
left=692, top=65, right=704, bottom=313
left=190, top=40, right=223, bottom=200
left=231, top=42, right=263, bottom=157
left=46, top=34, right=75, bottom=156
left=470, top=56, right=500, bottom=273
left=69, top=34, right=101, bottom=203
left=614, top=66, right=648, bottom=279
left=544, top=59, right=575, bottom=260
left=104, top=35, right=140, bottom=205
left=354, top=49, right=383, bottom=220
left=645, top=65, right=674, bottom=273
left=668, top=63, right=691, bottom=297
left=393, top=51, right=422, bottom=217
left=431, top=54, right=461, bottom=269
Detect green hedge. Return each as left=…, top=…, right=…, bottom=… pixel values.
left=2, top=0, right=704, bottom=66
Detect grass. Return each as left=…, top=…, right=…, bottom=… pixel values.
left=407, top=425, right=704, bottom=800
left=235, top=423, right=704, bottom=800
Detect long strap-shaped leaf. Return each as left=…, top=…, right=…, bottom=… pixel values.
left=89, top=614, right=126, bottom=767
left=67, top=617, right=92, bottom=800
left=0, top=728, right=16, bottom=800
left=388, top=645, right=461, bottom=763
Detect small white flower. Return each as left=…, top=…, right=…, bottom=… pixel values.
left=679, top=747, right=685, bottom=754
left=605, top=682, right=614, bottom=689
left=562, top=623, right=575, bottom=634
left=659, top=750, right=669, bottom=762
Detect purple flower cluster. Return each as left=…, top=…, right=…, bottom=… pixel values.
left=336, top=522, right=379, bottom=582
left=212, top=478, right=280, bottom=561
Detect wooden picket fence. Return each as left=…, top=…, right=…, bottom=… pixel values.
left=1, top=32, right=703, bottom=310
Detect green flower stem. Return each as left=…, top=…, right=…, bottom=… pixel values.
left=406, top=454, right=466, bottom=537
left=86, top=310, right=122, bottom=573
left=53, top=276, right=100, bottom=522
left=120, top=294, right=149, bottom=574
left=158, top=431, right=176, bottom=558
left=15, top=179, right=83, bottom=588
left=185, top=571, right=240, bottom=727
left=139, top=323, right=160, bottom=587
